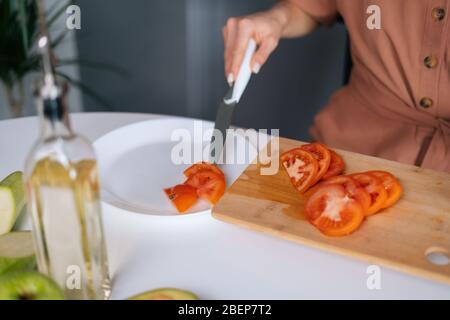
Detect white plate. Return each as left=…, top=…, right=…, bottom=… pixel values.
left=93, top=118, right=251, bottom=216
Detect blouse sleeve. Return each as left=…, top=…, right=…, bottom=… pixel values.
left=290, top=0, right=338, bottom=26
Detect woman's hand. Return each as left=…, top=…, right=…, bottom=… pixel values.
left=223, top=11, right=283, bottom=85
left=223, top=1, right=318, bottom=85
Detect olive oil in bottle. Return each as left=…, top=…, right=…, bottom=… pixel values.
left=24, top=36, right=111, bottom=300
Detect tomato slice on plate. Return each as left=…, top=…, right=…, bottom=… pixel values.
left=300, top=143, right=331, bottom=184
left=280, top=148, right=319, bottom=193
left=315, top=175, right=371, bottom=214
left=304, top=184, right=365, bottom=237
left=183, top=162, right=225, bottom=179
left=351, top=172, right=388, bottom=216
left=322, top=150, right=345, bottom=180
left=185, top=170, right=226, bottom=205
left=366, top=171, right=403, bottom=209
left=164, top=184, right=198, bottom=213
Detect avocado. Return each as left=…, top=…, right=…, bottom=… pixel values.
left=0, top=271, right=64, bottom=300
left=0, top=172, right=26, bottom=235
left=128, top=288, right=199, bottom=300
left=0, top=232, right=36, bottom=276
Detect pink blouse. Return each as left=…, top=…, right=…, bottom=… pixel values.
left=295, top=0, right=450, bottom=172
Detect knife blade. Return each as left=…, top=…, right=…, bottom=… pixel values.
left=210, top=88, right=236, bottom=163
left=210, top=39, right=257, bottom=164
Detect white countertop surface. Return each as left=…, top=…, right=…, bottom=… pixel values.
left=1, top=112, right=449, bottom=299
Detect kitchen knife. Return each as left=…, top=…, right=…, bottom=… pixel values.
left=210, top=39, right=257, bottom=164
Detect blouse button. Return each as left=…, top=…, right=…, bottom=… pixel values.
left=424, top=56, right=438, bottom=68
left=420, top=98, right=433, bottom=109
left=432, top=7, right=445, bottom=21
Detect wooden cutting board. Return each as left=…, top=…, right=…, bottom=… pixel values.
left=212, top=137, right=450, bottom=285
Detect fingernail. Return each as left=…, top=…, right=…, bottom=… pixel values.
left=252, top=63, right=261, bottom=74
left=227, top=73, right=234, bottom=86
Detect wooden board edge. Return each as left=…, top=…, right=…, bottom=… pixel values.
left=211, top=210, right=450, bottom=286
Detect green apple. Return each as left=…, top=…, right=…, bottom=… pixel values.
left=0, top=171, right=26, bottom=235
left=0, top=271, right=64, bottom=300
left=0, top=232, right=36, bottom=276
left=128, top=288, right=199, bottom=300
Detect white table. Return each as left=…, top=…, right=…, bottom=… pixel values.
left=1, top=112, right=449, bottom=299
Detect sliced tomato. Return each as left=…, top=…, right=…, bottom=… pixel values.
left=351, top=172, right=388, bottom=216
left=185, top=170, right=226, bottom=205
left=183, top=162, right=225, bottom=179
left=322, top=150, right=345, bottom=180
left=316, top=175, right=371, bottom=214
left=164, top=184, right=198, bottom=213
left=300, top=143, right=331, bottom=184
left=280, top=148, right=319, bottom=193
left=366, top=171, right=403, bottom=209
left=304, top=184, right=365, bottom=237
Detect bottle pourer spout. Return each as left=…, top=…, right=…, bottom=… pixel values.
left=37, top=35, right=58, bottom=99
left=38, top=36, right=54, bottom=81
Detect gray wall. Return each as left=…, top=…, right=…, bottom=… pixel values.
left=75, top=0, right=347, bottom=141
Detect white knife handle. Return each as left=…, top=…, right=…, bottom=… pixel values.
left=225, top=39, right=257, bottom=104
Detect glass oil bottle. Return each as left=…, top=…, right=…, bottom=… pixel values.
left=24, top=36, right=111, bottom=300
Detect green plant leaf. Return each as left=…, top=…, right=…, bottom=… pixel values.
left=46, top=0, right=72, bottom=28
left=1, top=0, right=125, bottom=115
left=45, top=0, right=65, bottom=18
left=0, top=0, right=37, bottom=87
left=50, top=29, right=69, bottom=49
left=17, top=0, right=29, bottom=55
left=56, top=71, right=114, bottom=108
left=58, top=58, right=131, bottom=78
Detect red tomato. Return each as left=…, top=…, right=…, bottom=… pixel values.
left=300, top=143, right=331, bottom=184
left=164, top=184, right=198, bottom=213
left=304, top=184, right=365, bottom=237
left=183, top=162, right=225, bottom=179
left=316, top=175, right=371, bottom=214
left=351, top=172, right=388, bottom=216
left=185, top=170, right=226, bottom=205
left=322, top=150, right=345, bottom=180
left=366, top=171, right=403, bottom=209
left=280, top=148, right=319, bottom=193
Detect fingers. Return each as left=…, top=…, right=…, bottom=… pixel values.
left=223, top=16, right=280, bottom=85
left=223, top=18, right=238, bottom=84
left=229, top=18, right=254, bottom=83
left=251, top=37, right=279, bottom=74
